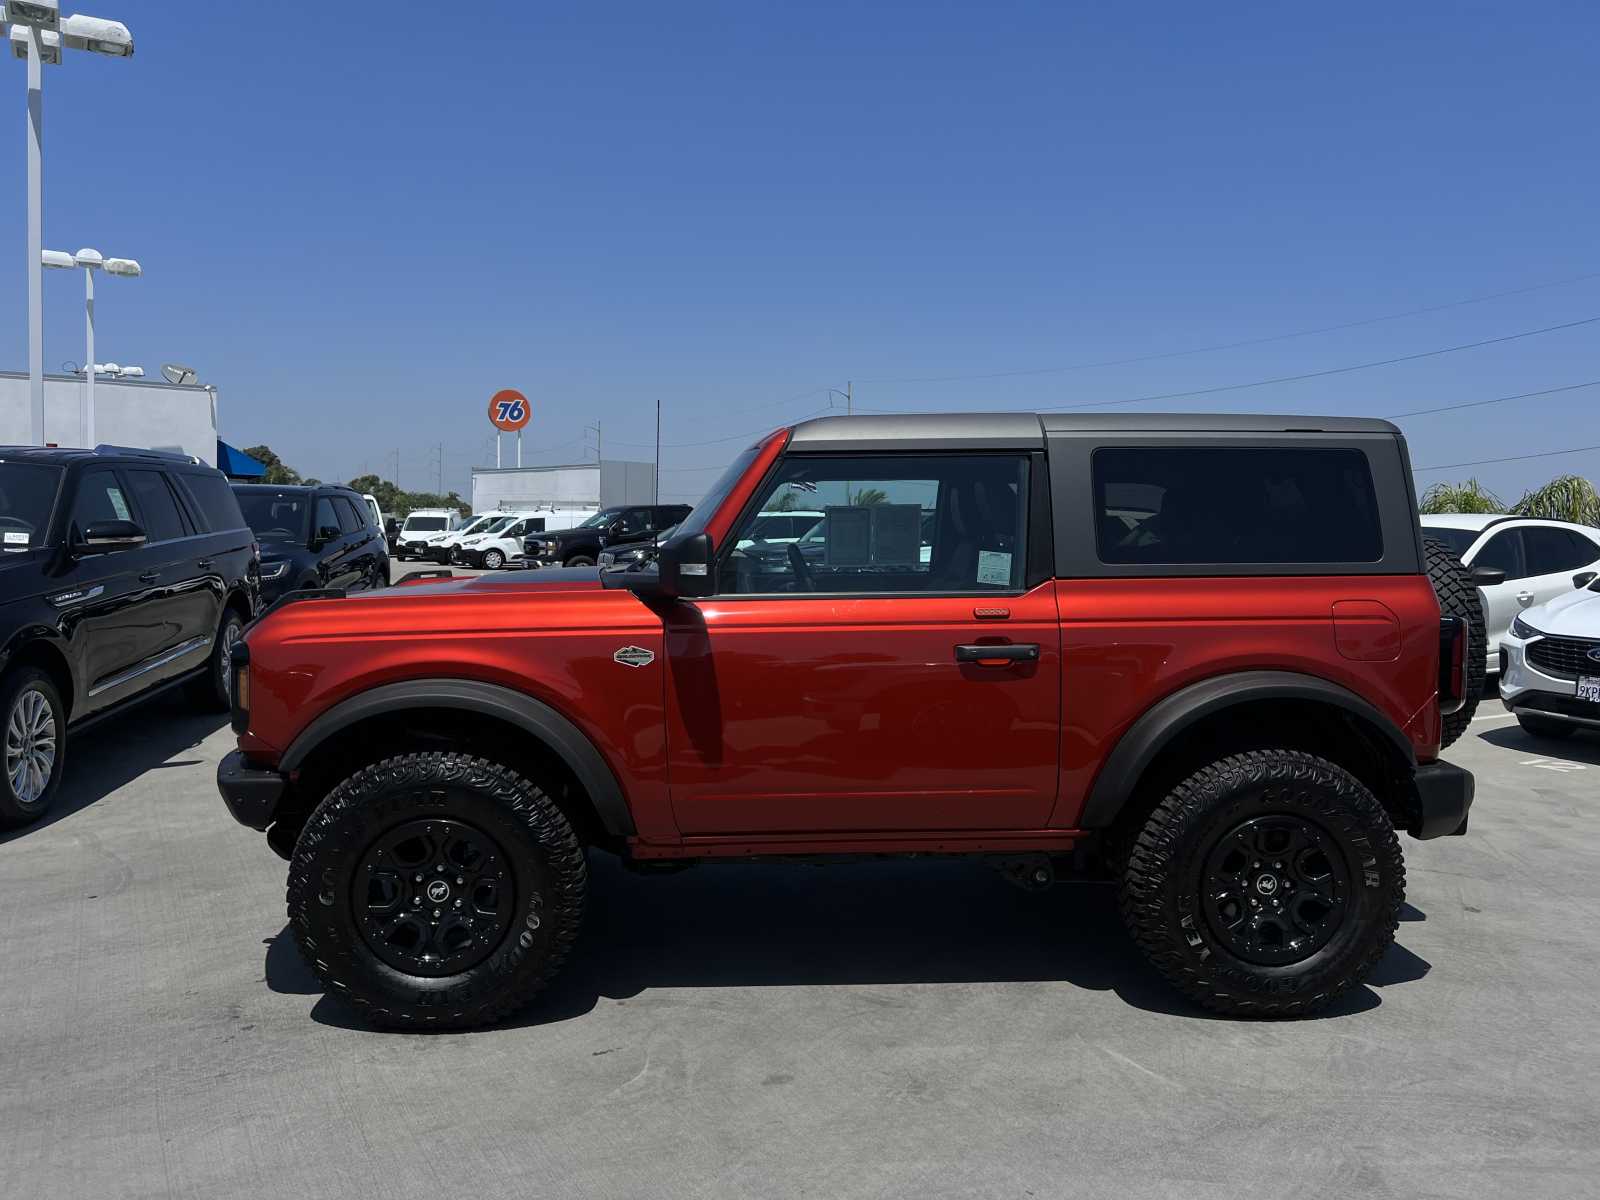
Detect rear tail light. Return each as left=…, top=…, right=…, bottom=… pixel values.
left=1438, top=616, right=1468, bottom=715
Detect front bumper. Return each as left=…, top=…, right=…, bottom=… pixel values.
left=217, top=749, right=286, bottom=831
left=1499, top=630, right=1600, bottom=729
left=1409, top=759, right=1474, bottom=839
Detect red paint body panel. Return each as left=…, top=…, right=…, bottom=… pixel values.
left=1047, top=576, right=1442, bottom=829
left=658, top=584, right=1062, bottom=836
left=239, top=572, right=680, bottom=841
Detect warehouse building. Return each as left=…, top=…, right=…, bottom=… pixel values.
left=470, top=459, right=658, bottom=516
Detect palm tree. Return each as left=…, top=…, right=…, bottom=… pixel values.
left=1418, top=478, right=1504, bottom=515
left=1512, top=474, right=1600, bottom=525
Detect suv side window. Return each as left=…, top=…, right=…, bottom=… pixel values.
left=125, top=469, right=190, bottom=543
left=1473, top=529, right=1525, bottom=579
left=313, top=498, right=342, bottom=543
left=618, top=508, right=651, bottom=535
left=1523, top=526, right=1596, bottom=576
left=1092, top=447, right=1381, bottom=565
left=177, top=471, right=246, bottom=533
left=72, top=469, right=133, bottom=538
left=333, top=497, right=365, bottom=534
left=724, top=454, right=1028, bottom=595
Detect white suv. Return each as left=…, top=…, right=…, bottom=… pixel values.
left=1499, top=579, right=1600, bottom=738
left=1421, top=514, right=1600, bottom=673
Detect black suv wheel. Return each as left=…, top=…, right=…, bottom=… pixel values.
left=287, top=752, right=587, bottom=1029
left=0, top=668, right=66, bottom=828
left=1120, top=749, right=1403, bottom=1017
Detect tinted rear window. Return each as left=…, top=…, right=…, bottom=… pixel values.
left=1093, top=446, right=1382, bottom=565
left=179, top=472, right=246, bottom=532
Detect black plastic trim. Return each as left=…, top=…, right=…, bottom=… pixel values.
left=277, top=678, right=637, bottom=837
left=217, top=749, right=286, bottom=831
left=1409, top=759, right=1474, bottom=839
left=1079, top=669, right=1417, bottom=828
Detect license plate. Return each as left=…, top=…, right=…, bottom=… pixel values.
left=1578, top=675, right=1600, bottom=704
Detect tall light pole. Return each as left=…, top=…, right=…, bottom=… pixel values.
left=6, top=4, right=135, bottom=445
left=42, top=244, right=140, bottom=446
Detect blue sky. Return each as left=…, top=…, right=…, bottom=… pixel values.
left=5, top=2, right=1598, bottom=503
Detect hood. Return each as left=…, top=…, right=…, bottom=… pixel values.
left=1522, top=585, right=1600, bottom=637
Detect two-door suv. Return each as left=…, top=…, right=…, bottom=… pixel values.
left=2, top=445, right=257, bottom=827
left=218, top=414, right=1479, bottom=1027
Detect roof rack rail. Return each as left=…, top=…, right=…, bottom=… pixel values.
left=93, top=444, right=202, bottom=465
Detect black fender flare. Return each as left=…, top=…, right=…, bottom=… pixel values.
left=1079, top=669, right=1416, bottom=829
left=279, top=678, right=636, bottom=837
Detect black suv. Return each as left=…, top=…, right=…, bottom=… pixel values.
left=0, top=445, right=258, bottom=827
left=232, top=484, right=390, bottom=605
left=522, top=504, right=691, bottom=568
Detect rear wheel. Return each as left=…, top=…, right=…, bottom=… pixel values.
left=565, top=555, right=595, bottom=567
left=0, top=668, right=65, bottom=829
left=1517, top=712, right=1576, bottom=740
left=1425, top=536, right=1485, bottom=749
left=482, top=549, right=506, bottom=570
left=1120, top=749, right=1404, bottom=1017
left=190, top=609, right=245, bottom=712
left=287, top=752, right=587, bottom=1029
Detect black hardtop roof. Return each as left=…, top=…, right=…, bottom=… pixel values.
left=786, top=411, right=1401, bottom=451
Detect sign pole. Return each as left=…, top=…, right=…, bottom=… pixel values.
left=496, top=432, right=501, bottom=469
left=517, top=429, right=523, bottom=468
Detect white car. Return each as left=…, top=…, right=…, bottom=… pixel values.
left=395, top=508, right=461, bottom=560
left=1498, top=578, right=1600, bottom=738
left=453, top=512, right=547, bottom=570
left=1420, top=515, right=1600, bottom=674
left=735, top=509, right=825, bottom=549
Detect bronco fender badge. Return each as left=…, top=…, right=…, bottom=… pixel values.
left=613, top=645, right=655, bottom=668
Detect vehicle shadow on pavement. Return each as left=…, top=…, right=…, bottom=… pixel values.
left=270, top=853, right=1431, bottom=1032
left=0, top=695, right=228, bottom=845
left=1477, top=724, right=1600, bottom=763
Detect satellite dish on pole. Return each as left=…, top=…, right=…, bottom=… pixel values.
left=161, top=363, right=198, bottom=385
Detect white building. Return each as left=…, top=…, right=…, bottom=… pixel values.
left=0, top=370, right=219, bottom=465
left=470, top=459, right=658, bottom=516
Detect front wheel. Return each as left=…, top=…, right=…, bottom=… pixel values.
left=0, top=668, right=66, bottom=828
left=287, top=752, right=587, bottom=1029
left=482, top=549, right=506, bottom=570
left=1120, top=749, right=1404, bottom=1017
left=564, top=555, right=595, bottom=567
left=190, top=609, right=245, bottom=711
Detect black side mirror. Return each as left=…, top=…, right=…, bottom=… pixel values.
left=1469, top=565, right=1506, bottom=587
left=76, top=519, right=146, bottom=554
left=1575, top=571, right=1597, bottom=589
left=643, top=532, right=714, bottom=599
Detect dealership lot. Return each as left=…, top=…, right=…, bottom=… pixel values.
left=1, top=698, right=1596, bottom=1199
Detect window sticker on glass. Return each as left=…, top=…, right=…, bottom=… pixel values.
left=4, top=531, right=29, bottom=549
left=108, top=489, right=131, bottom=521
left=872, top=504, right=922, bottom=565
left=825, top=507, right=872, bottom=566
left=976, top=549, right=1012, bottom=586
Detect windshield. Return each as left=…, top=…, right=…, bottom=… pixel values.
left=0, top=463, right=63, bottom=549
left=578, top=508, right=625, bottom=529
left=457, top=515, right=499, bottom=536
left=236, top=491, right=310, bottom=544
left=675, top=440, right=770, bottom=540
left=404, top=515, right=449, bottom=532
left=1420, top=524, right=1479, bottom=557
left=475, top=516, right=516, bottom=536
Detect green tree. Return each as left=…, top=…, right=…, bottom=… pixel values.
left=1418, top=478, right=1504, bottom=515
left=1512, top=474, right=1600, bottom=525
left=346, top=473, right=468, bottom=518
left=851, top=487, right=888, bottom=506
left=241, top=445, right=304, bottom=486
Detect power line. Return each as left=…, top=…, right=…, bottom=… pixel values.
left=853, top=269, right=1600, bottom=386
left=1383, top=378, right=1600, bottom=420
left=1416, top=444, right=1600, bottom=473
left=613, top=404, right=838, bottom=449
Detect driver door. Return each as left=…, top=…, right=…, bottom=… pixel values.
left=663, top=451, right=1060, bottom=836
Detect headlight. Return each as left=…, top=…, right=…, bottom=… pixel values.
left=260, top=561, right=289, bottom=579
left=1511, top=614, right=1541, bottom=639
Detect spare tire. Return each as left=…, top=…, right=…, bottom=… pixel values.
left=1425, top=536, right=1485, bottom=748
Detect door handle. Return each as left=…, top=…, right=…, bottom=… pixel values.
left=1517, top=591, right=1535, bottom=604
left=955, top=643, right=1039, bottom=664
left=139, top=571, right=160, bottom=584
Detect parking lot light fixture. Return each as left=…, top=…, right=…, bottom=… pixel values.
left=41, top=244, right=141, bottom=446
left=7, top=4, right=135, bottom=446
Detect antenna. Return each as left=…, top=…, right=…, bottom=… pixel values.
left=161, top=363, right=198, bottom=385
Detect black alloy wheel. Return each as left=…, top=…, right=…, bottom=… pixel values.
left=1199, top=814, right=1351, bottom=966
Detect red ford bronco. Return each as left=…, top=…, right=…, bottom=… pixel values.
left=218, top=413, right=1480, bottom=1028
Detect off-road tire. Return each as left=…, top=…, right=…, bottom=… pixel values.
left=190, top=609, right=245, bottom=711
left=287, top=752, right=587, bottom=1030
left=1517, top=712, right=1575, bottom=740
left=0, top=668, right=66, bottom=829
left=1425, top=536, right=1485, bottom=748
left=564, top=555, right=595, bottom=567
left=1120, top=749, right=1404, bottom=1017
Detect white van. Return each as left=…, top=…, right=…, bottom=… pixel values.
left=395, top=508, right=461, bottom=561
